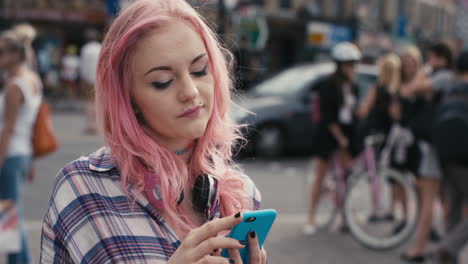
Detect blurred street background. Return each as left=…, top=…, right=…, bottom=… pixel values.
left=1, top=0, right=468, bottom=263
left=0, top=0, right=464, bottom=97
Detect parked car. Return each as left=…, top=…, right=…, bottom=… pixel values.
left=232, top=62, right=377, bottom=158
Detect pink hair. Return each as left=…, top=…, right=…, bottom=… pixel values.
left=96, top=0, right=248, bottom=235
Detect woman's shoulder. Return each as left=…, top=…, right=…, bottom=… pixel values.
left=237, top=172, right=257, bottom=192
left=57, top=146, right=117, bottom=177
left=7, top=73, right=40, bottom=94
left=42, top=147, right=176, bottom=264
left=237, top=172, right=262, bottom=210
left=50, top=147, right=121, bottom=203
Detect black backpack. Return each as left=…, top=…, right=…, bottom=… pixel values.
left=431, top=82, right=468, bottom=163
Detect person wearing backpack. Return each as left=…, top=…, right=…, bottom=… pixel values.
left=431, top=51, right=468, bottom=264
left=303, top=42, right=362, bottom=235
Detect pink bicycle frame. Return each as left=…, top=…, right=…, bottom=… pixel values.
left=332, top=141, right=381, bottom=210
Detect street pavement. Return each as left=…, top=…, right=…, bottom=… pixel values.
left=1, top=112, right=466, bottom=263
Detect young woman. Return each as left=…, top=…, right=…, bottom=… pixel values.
left=0, top=29, right=42, bottom=264
left=357, top=53, right=404, bottom=222
left=398, top=45, right=445, bottom=263
left=358, top=53, right=401, bottom=135
left=40, top=1, right=266, bottom=263
left=304, top=42, right=362, bottom=235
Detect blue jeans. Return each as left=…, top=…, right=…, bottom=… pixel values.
left=0, top=155, right=32, bottom=264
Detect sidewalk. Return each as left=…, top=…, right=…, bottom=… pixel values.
left=47, top=97, right=86, bottom=113
left=265, top=214, right=468, bottom=264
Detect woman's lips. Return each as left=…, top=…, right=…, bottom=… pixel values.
left=178, top=105, right=203, bottom=118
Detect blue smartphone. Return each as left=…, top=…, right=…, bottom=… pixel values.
left=221, top=209, right=277, bottom=263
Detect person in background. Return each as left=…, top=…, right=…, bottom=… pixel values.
left=40, top=0, right=266, bottom=263
left=432, top=51, right=468, bottom=264
left=79, top=28, right=101, bottom=135
left=38, top=42, right=61, bottom=98
left=60, top=45, right=80, bottom=99
left=400, top=46, right=423, bottom=92
left=0, top=29, right=42, bottom=264
left=398, top=43, right=452, bottom=263
left=357, top=53, right=405, bottom=222
left=403, top=42, right=454, bottom=98
left=358, top=53, right=401, bottom=135
left=304, top=42, right=362, bottom=235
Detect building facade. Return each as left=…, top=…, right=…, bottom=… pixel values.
left=229, top=0, right=458, bottom=71
left=2, top=0, right=457, bottom=79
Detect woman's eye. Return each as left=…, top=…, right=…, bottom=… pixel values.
left=192, top=65, right=207, bottom=77
left=151, top=80, right=173, bottom=89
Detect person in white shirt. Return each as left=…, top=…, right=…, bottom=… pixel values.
left=60, top=45, right=80, bottom=98
left=0, top=28, right=42, bottom=264
left=79, top=29, right=101, bottom=134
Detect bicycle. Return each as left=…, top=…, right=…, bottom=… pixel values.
left=315, top=134, right=420, bottom=250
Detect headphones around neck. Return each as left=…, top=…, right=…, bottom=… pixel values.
left=192, top=174, right=218, bottom=214
left=145, top=173, right=219, bottom=218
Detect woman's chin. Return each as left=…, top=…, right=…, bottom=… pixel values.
left=184, top=126, right=207, bottom=141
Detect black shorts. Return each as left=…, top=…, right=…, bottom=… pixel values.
left=312, top=124, right=357, bottom=160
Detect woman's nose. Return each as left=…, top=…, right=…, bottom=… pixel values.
left=178, top=74, right=199, bottom=102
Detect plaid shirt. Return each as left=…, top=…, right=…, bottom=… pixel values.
left=40, top=147, right=261, bottom=263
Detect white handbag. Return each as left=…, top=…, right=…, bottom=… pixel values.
left=0, top=200, right=21, bottom=253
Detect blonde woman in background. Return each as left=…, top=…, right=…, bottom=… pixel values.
left=358, top=53, right=401, bottom=129
left=357, top=53, right=404, bottom=222
left=397, top=45, right=444, bottom=263
left=0, top=28, right=42, bottom=264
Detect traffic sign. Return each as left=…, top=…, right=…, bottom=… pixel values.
left=234, top=6, right=269, bottom=50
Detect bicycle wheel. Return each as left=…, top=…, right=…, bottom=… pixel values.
left=344, top=168, right=419, bottom=250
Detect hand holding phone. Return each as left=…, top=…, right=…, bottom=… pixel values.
left=167, top=212, right=245, bottom=264
left=221, top=209, right=276, bottom=264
